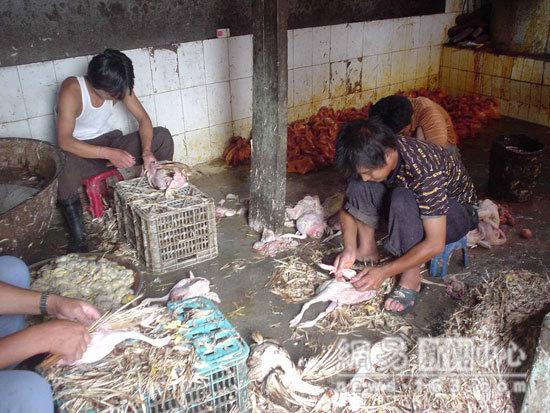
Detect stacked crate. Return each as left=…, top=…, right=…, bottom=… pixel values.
left=114, top=178, right=218, bottom=274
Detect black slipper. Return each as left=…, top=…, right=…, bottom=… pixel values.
left=385, top=286, right=421, bottom=316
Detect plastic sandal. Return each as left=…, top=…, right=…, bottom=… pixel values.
left=385, top=286, right=420, bottom=316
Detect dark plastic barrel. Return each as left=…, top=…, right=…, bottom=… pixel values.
left=488, top=134, right=544, bottom=202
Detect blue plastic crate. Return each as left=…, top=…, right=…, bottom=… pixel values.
left=57, top=297, right=250, bottom=413
left=146, top=297, right=251, bottom=412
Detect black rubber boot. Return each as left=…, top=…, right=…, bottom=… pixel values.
left=59, top=196, right=89, bottom=253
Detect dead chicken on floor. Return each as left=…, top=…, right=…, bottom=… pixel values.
left=247, top=332, right=362, bottom=412
left=289, top=264, right=389, bottom=329
left=284, top=195, right=327, bottom=239
left=142, top=271, right=220, bottom=305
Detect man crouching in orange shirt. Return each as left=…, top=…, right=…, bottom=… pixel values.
left=370, top=95, right=458, bottom=153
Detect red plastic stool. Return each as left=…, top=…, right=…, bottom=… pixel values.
left=81, top=169, right=124, bottom=218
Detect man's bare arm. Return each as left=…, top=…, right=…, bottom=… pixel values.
left=56, top=78, right=135, bottom=168
left=123, top=93, right=155, bottom=169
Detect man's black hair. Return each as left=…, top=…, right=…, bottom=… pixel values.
left=86, top=49, right=134, bottom=100
left=335, top=119, right=398, bottom=178
left=368, top=95, right=413, bottom=133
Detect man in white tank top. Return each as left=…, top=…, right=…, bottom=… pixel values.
left=56, top=49, right=174, bottom=252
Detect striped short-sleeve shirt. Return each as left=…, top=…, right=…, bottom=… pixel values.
left=387, top=137, right=478, bottom=217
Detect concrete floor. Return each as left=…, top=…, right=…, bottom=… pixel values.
left=34, top=116, right=550, bottom=364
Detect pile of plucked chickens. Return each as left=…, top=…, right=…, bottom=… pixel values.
left=223, top=89, right=500, bottom=174
left=223, top=105, right=371, bottom=174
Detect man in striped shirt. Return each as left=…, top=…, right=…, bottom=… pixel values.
left=333, top=119, right=478, bottom=315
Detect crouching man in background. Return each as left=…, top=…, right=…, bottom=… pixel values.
left=370, top=94, right=458, bottom=153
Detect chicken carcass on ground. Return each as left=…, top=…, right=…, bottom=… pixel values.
left=284, top=195, right=327, bottom=239
left=142, top=271, right=220, bottom=305
left=289, top=264, right=383, bottom=329
left=248, top=332, right=362, bottom=412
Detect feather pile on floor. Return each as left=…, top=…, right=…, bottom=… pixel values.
left=41, top=302, right=201, bottom=412
left=254, top=270, right=548, bottom=412
left=268, top=255, right=330, bottom=303
left=346, top=270, right=550, bottom=412
left=223, top=89, right=500, bottom=173
left=83, top=206, right=139, bottom=265
left=268, top=254, right=407, bottom=335
left=316, top=299, right=410, bottom=335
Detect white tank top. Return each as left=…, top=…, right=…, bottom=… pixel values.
left=73, top=76, right=114, bottom=140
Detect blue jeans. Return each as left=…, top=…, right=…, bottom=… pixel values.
left=0, top=256, right=54, bottom=413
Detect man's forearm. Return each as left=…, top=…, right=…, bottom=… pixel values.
left=340, top=209, right=359, bottom=251
left=382, top=239, right=442, bottom=278
left=0, top=282, right=41, bottom=315
left=138, top=119, right=154, bottom=155
left=59, top=137, right=110, bottom=160
left=0, top=326, right=49, bottom=369
left=0, top=282, right=66, bottom=317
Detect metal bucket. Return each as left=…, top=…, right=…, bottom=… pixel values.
left=488, top=134, right=544, bottom=202
left=0, top=138, right=65, bottom=259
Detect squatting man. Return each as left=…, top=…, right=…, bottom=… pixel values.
left=332, top=119, right=478, bottom=315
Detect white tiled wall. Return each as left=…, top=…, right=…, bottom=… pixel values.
left=287, top=12, right=457, bottom=122
left=439, top=46, right=550, bottom=127
left=0, top=11, right=458, bottom=165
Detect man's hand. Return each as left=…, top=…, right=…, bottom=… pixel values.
left=37, top=320, right=91, bottom=363
left=106, top=148, right=135, bottom=168
left=142, top=149, right=157, bottom=171
left=351, top=266, right=387, bottom=291
left=333, top=249, right=356, bottom=281
left=48, top=295, right=102, bottom=326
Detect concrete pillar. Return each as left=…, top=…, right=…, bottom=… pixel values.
left=249, top=0, right=288, bottom=233
left=520, top=312, right=550, bottom=412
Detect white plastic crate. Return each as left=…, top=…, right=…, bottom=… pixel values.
left=114, top=178, right=218, bottom=274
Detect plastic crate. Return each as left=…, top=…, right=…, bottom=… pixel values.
left=56, top=297, right=250, bottom=413
left=145, top=297, right=251, bottom=412
left=114, top=178, right=218, bottom=274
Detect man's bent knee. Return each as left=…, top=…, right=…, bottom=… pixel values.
left=153, top=127, right=172, bottom=144
left=0, top=370, right=53, bottom=413
left=0, top=256, right=30, bottom=289
left=389, top=187, right=418, bottom=217
left=152, top=127, right=174, bottom=160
